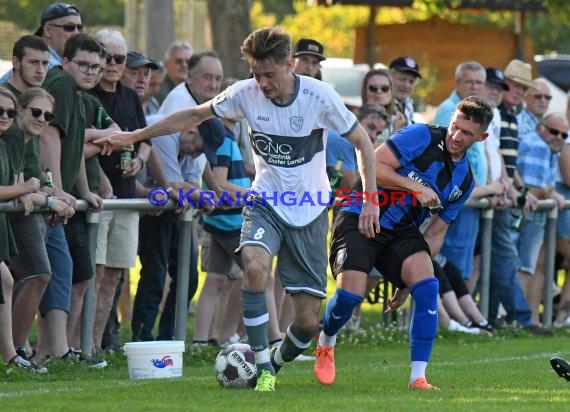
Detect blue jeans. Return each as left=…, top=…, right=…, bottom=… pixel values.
left=40, top=225, right=73, bottom=315
left=488, top=208, right=531, bottom=326
left=131, top=211, right=198, bottom=341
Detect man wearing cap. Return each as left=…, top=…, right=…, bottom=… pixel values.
left=120, top=51, right=159, bottom=100
left=481, top=67, right=510, bottom=209
left=1, top=3, right=82, bottom=83
left=121, top=52, right=162, bottom=116
left=292, top=38, right=326, bottom=78
left=486, top=59, right=552, bottom=335
left=389, top=56, right=421, bottom=126
left=517, top=78, right=553, bottom=141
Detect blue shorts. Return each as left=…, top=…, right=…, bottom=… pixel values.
left=39, top=225, right=73, bottom=315
left=556, top=182, right=570, bottom=239
left=515, top=211, right=546, bottom=274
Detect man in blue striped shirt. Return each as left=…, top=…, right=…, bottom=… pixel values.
left=516, top=112, right=567, bottom=324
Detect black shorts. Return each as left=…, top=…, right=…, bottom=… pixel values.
left=64, top=212, right=95, bottom=284
left=329, top=212, right=430, bottom=289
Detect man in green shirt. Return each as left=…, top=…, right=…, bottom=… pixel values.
left=36, top=33, right=106, bottom=367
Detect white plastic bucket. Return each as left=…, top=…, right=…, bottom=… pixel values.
left=124, top=341, right=185, bottom=379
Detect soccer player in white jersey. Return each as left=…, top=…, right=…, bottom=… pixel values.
left=94, top=26, right=379, bottom=392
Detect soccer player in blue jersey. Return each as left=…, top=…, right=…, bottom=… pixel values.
left=315, top=96, right=494, bottom=390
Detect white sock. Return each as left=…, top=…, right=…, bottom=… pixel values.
left=318, top=331, right=336, bottom=347
left=273, top=346, right=284, bottom=366
left=410, top=361, right=428, bottom=383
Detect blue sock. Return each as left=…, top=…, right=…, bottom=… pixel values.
left=409, top=277, right=439, bottom=362
left=322, top=288, right=363, bottom=337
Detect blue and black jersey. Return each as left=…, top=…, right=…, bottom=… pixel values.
left=341, top=124, right=474, bottom=230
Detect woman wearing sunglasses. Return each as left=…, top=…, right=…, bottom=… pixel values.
left=0, top=87, right=44, bottom=371
left=360, top=68, right=406, bottom=138
left=1, top=87, right=74, bottom=372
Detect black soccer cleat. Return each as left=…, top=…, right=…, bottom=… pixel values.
left=550, top=357, right=570, bottom=381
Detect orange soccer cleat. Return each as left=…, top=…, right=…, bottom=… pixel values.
left=408, top=377, right=440, bottom=390
left=314, top=345, right=336, bottom=385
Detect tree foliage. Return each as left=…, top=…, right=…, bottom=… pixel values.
left=0, top=0, right=125, bottom=32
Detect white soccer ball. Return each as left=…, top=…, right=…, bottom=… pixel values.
left=214, top=343, right=257, bottom=388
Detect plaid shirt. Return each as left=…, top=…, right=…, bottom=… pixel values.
left=517, top=131, right=558, bottom=189
left=516, top=109, right=539, bottom=142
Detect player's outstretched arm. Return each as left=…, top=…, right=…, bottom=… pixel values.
left=94, top=102, right=215, bottom=155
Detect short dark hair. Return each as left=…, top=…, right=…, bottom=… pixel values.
left=456, top=96, right=493, bottom=132
left=356, top=103, right=389, bottom=123
left=241, top=27, right=291, bottom=66
left=62, top=33, right=104, bottom=61
left=187, top=50, right=220, bottom=73
left=12, top=35, right=49, bottom=60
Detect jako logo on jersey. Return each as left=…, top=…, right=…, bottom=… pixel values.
left=151, top=355, right=174, bottom=368
left=290, top=116, right=303, bottom=132
left=408, top=171, right=430, bottom=189
left=448, top=185, right=462, bottom=202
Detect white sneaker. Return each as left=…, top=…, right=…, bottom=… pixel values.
left=554, top=316, right=570, bottom=328
left=448, top=319, right=480, bottom=335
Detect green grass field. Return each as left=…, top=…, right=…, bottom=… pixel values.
left=2, top=317, right=570, bottom=412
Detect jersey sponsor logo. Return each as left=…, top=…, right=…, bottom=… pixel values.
left=250, top=129, right=324, bottom=168
left=408, top=170, right=430, bottom=189
left=290, top=115, right=303, bottom=132
left=448, top=185, right=462, bottom=202
left=256, top=115, right=270, bottom=122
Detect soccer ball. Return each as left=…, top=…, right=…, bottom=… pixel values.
left=214, top=343, right=257, bottom=388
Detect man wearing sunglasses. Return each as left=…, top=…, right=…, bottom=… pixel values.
left=0, top=3, right=81, bottom=84
left=517, top=78, right=553, bottom=141
left=155, top=41, right=193, bottom=105
left=515, top=112, right=567, bottom=326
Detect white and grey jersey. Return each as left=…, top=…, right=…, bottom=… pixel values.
left=211, top=75, right=358, bottom=226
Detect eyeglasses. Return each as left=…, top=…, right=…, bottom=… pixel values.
left=368, top=84, right=390, bottom=93
left=0, top=107, right=17, bottom=119
left=106, top=54, right=126, bottom=65
left=47, top=23, right=84, bottom=33
left=26, top=107, right=55, bottom=122
left=71, top=60, right=103, bottom=74
left=544, top=125, right=569, bottom=140
left=531, top=94, right=552, bottom=101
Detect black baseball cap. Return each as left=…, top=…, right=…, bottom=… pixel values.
left=126, top=51, right=159, bottom=70
left=485, top=67, right=510, bottom=91
left=293, top=39, right=326, bottom=61
left=389, top=56, right=421, bottom=78
left=35, top=3, right=80, bottom=36
left=197, top=118, right=225, bottom=165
